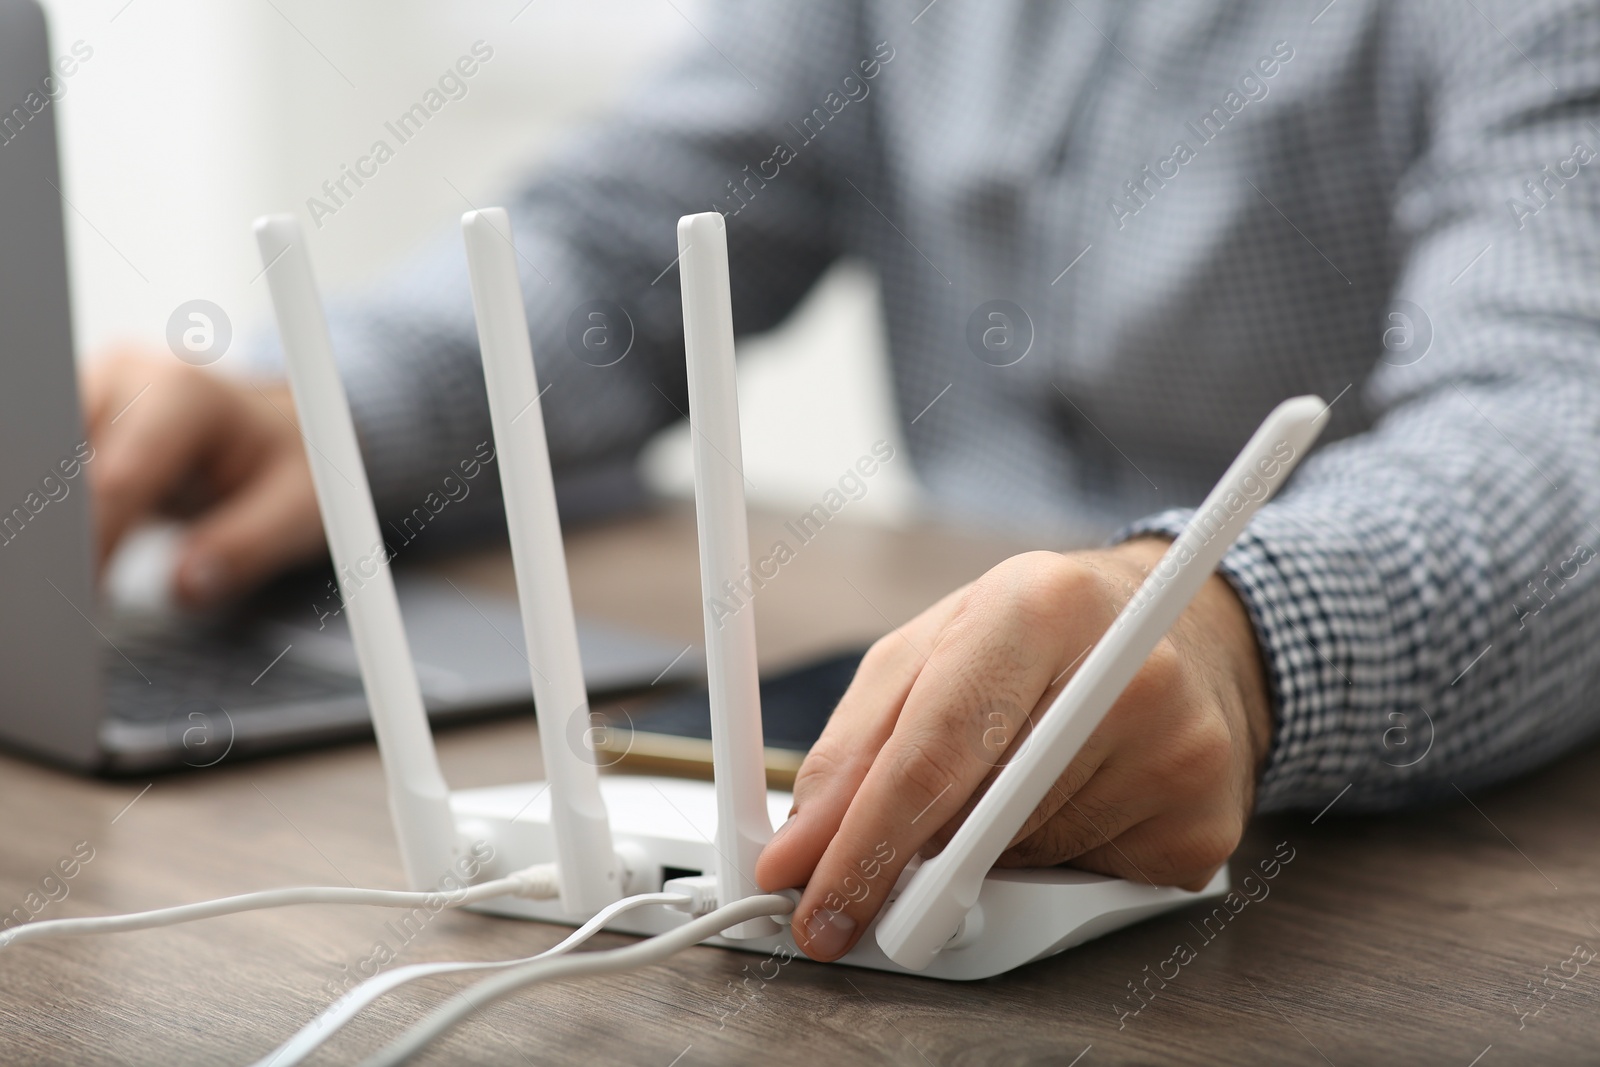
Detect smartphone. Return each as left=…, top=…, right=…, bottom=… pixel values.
left=594, top=647, right=867, bottom=788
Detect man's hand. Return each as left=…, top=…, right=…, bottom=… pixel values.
left=753, top=540, right=1274, bottom=961
left=84, top=349, right=323, bottom=606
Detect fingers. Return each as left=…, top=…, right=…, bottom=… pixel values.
left=175, top=454, right=322, bottom=606
left=79, top=354, right=124, bottom=440
left=931, top=740, right=1120, bottom=862
left=754, top=585, right=967, bottom=894
left=999, top=682, right=1247, bottom=886
left=915, top=665, right=1106, bottom=859
left=89, top=363, right=221, bottom=566
left=750, top=641, right=907, bottom=893
left=786, top=553, right=1101, bottom=960
left=1057, top=810, right=1237, bottom=892
left=991, top=761, right=1156, bottom=870
left=83, top=351, right=321, bottom=605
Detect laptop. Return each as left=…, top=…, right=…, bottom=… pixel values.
left=0, top=0, right=700, bottom=773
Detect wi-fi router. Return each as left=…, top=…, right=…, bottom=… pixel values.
left=256, top=208, right=1325, bottom=981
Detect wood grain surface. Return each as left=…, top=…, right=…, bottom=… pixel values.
left=0, top=503, right=1593, bottom=1066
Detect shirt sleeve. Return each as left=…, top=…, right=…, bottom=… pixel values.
left=249, top=0, right=871, bottom=531
left=1119, top=0, right=1600, bottom=813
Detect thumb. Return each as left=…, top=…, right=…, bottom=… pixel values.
left=174, top=460, right=324, bottom=607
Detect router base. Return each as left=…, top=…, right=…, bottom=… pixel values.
left=451, top=776, right=1228, bottom=981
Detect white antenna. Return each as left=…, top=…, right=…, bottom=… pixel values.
left=253, top=215, right=459, bottom=890
left=875, top=394, right=1328, bottom=969
left=677, top=212, right=778, bottom=938
left=460, top=208, right=621, bottom=915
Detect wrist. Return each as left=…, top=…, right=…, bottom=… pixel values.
left=1106, top=537, right=1275, bottom=776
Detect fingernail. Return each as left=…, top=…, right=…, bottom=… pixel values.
left=767, top=810, right=798, bottom=847
left=800, top=907, right=856, bottom=960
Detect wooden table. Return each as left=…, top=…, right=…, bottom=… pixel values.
left=0, top=503, right=1594, bottom=1065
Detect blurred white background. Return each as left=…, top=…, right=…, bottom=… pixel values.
left=37, top=0, right=918, bottom=522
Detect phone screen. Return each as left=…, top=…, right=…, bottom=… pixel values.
left=594, top=647, right=867, bottom=787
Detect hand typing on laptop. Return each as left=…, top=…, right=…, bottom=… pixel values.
left=83, top=350, right=321, bottom=607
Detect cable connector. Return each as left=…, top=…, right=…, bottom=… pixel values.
left=499, top=864, right=561, bottom=900
left=661, top=874, right=720, bottom=916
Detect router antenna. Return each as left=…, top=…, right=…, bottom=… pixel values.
left=461, top=208, right=621, bottom=915
left=677, top=212, right=778, bottom=938
left=875, top=395, right=1329, bottom=970
left=253, top=215, right=458, bottom=890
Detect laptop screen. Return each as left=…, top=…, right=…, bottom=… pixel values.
left=0, top=0, right=104, bottom=767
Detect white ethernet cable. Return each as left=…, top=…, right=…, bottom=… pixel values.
left=357, top=893, right=798, bottom=1067
left=0, top=873, right=783, bottom=1067
left=0, top=865, right=561, bottom=949
left=254, top=890, right=694, bottom=1067
left=0, top=876, right=790, bottom=1066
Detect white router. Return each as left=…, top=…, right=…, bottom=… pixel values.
left=254, top=209, right=1326, bottom=980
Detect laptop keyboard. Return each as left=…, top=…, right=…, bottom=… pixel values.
left=104, top=629, right=363, bottom=723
